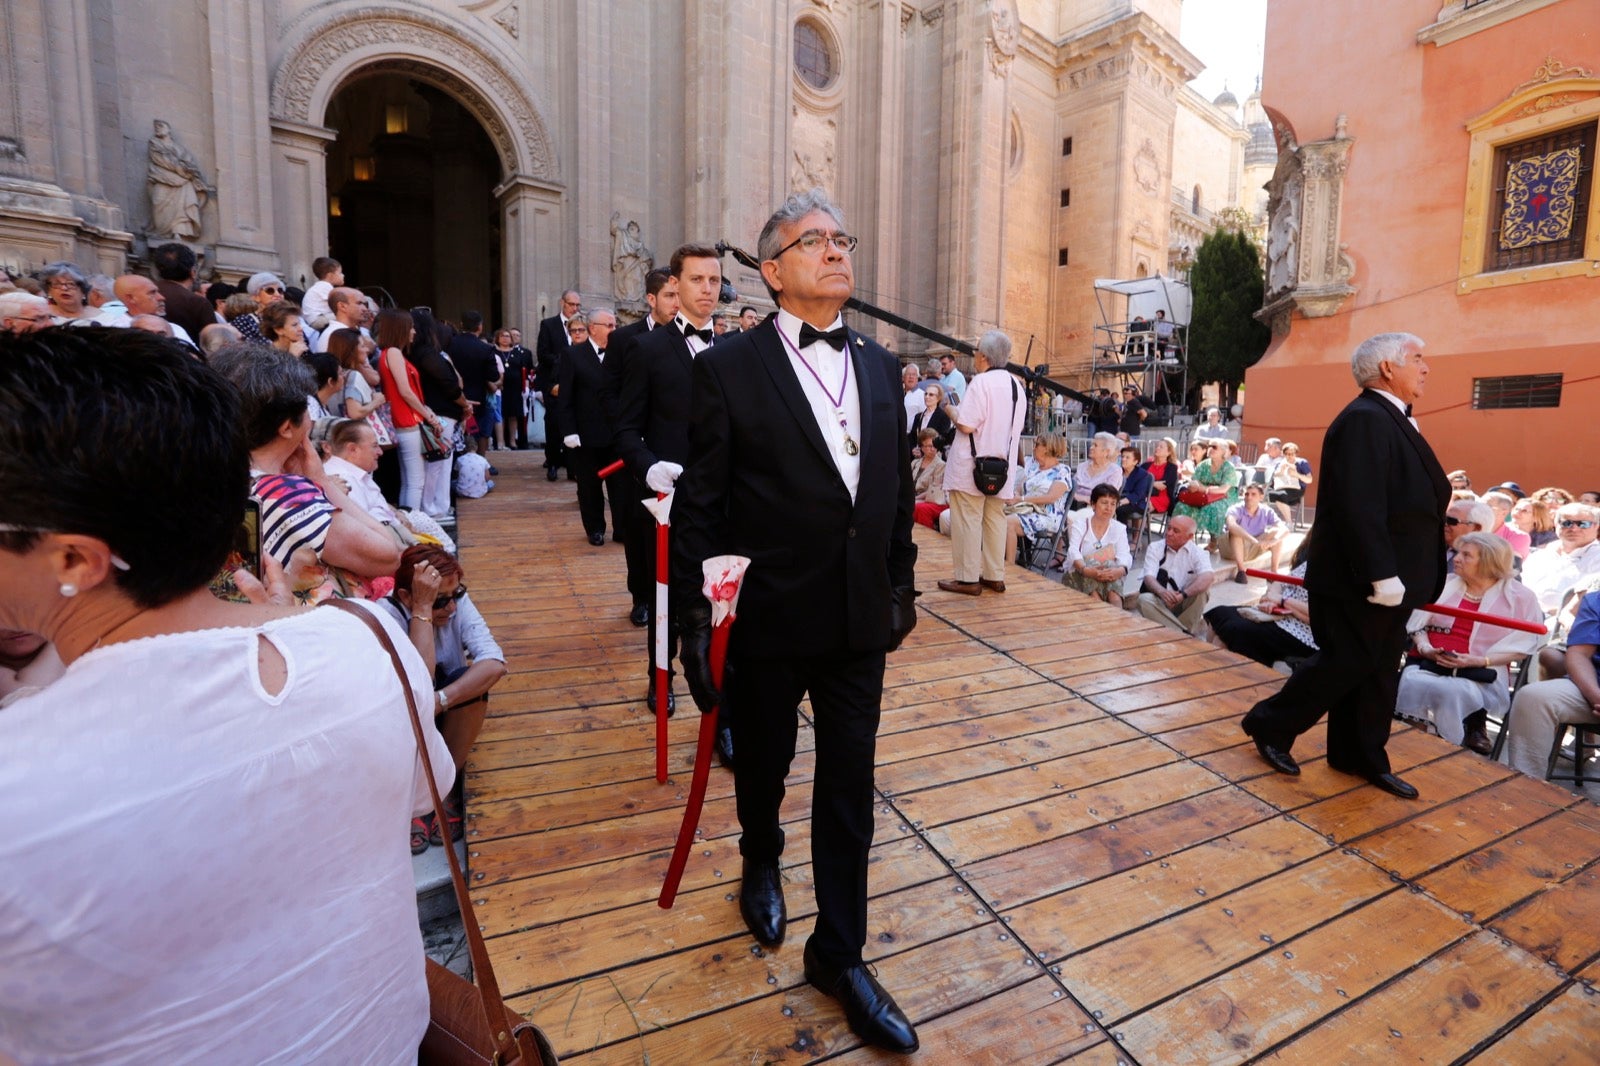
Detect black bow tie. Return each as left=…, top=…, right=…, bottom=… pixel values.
left=680, top=321, right=712, bottom=343
left=1405, top=405, right=1414, bottom=416
left=799, top=323, right=849, bottom=350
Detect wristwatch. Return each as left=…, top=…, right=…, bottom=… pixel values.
left=436, top=689, right=450, bottom=713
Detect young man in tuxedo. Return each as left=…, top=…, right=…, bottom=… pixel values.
left=1242, top=332, right=1450, bottom=799
left=671, top=190, right=921, bottom=1054
left=553, top=308, right=621, bottom=547
left=535, top=289, right=580, bottom=481
left=605, top=269, right=679, bottom=627
left=615, top=247, right=723, bottom=722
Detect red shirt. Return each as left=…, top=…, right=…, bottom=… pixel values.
left=378, top=349, right=425, bottom=429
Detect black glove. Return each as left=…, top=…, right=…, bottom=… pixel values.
left=887, top=586, right=921, bottom=652
left=678, top=601, right=719, bottom=714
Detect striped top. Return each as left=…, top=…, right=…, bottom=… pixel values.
left=252, top=472, right=334, bottom=569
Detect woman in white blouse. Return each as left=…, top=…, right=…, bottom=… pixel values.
left=1062, top=483, right=1133, bottom=608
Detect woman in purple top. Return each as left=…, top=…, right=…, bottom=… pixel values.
left=1223, top=483, right=1287, bottom=580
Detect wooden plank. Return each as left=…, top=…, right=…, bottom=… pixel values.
left=1008, top=626, right=1188, bottom=667
left=1057, top=849, right=1398, bottom=1023
left=996, top=811, right=1329, bottom=960
left=1114, top=890, right=1471, bottom=1063
left=1057, top=648, right=1244, bottom=695
left=1083, top=661, right=1282, bottom=715
left=1475, top=983, right=1600, bottom=1065
left=1292, top=750, right=1510, bottom=844
left=1418, top=801, right=1600, bottom=922
left=1126, top=683, right=1284, bottom=743
left=1490, top=863, right=1600, bottom=972
left=1258, top=931, right=1563, bottom=1064
left=1234, top=727, right=1450, bottom=811
left=877, top=701, right=1107, bottom=768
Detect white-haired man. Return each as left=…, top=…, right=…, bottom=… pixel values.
left=1243, top=332, right=1450, bottom=800
left=0, top=292, right=53, bottom=335
left=1523, top=502, right=1600, bottom=616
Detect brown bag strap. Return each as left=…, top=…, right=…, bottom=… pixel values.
left=324, top=599, right=520, bottom=1063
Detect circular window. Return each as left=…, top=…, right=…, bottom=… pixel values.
left=794, top=20, right=838, bottom=91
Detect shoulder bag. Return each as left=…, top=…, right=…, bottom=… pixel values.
left=969, top=375, right=1019, bottom=497
left=325, top=599, right=559, bottom=1066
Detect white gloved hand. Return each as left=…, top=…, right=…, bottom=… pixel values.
left=1367, top=576, right=1405, bottom=607
left=645, top=460, right=684, bottom=494
left=563, top=434, right=581, bottom=449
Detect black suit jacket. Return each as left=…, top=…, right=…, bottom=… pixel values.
left=500, top=345, right=532, bottom=398
left=602, top=317, right=653, bottom=443
left=615, top=322, right=696, bottom=478
left=534, top=314, right=568, bottom=396
left=446, top=332, right=498, bottom=404
left=1304, top=389, right=1450, bottom=607
left=908, top=407, right=954, bottom=455
left=671, top=319, right=917, bottom=659
left=553, top=341, right=613, bottom=447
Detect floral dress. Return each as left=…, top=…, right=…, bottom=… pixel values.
left=1014, top=459, right=1073, bottom=537
left=1173, top=457, right=1239, bottom=543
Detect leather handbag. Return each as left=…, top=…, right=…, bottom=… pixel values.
left=419, top=419, right=451, bottom=463
left=1177, top=485, right=1211, bottom=507
left=326, top=599, right=559, bottom=1066
left=1404, top=653, right=1497, bottom=684
left=968, top=376, right=1019, bottom=497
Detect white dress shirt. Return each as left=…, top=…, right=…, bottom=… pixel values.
left=775, top=307, right=861, bottom=501
left=674, top=313, right=713, bottom=358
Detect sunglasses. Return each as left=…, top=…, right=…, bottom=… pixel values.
left=431, top=584, right=468, bottom=610
left=1444, top=516, right=1462, bottom=526
left=1559, top=520, right=1595, bottom=530
left=259, top=286, right=283, bottom=295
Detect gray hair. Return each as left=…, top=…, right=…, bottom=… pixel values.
left=1350, top=332, right=1423, bottom=387
left=902, top=364, right=921, bottom=381
left=198, top=322, right=242, bottom=356
left=245, top=271, right=284, bottom=296
left=1091, top=431, right=1121, bottom=454
left=1454, top=531, right=1515, bottom=582
left=976, top=329, right=1012, bottom=366
left=565, top=312, right=589, bottom=328
left=38, top=261, right=89, bottom=296
left=756, top=188, right=847, bottom=263
left=86, top=274, right=116, bottom=301
left=585, top=306, right=617, bottom=326
left=1448, top=497, right=1494, bottom=531
left=1263, top=437, right=1282, bottom=448
left=1557, top=501, right=1600, bottom=523
left=0, top=291, right=50, bottom=319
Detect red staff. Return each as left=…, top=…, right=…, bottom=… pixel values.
left=1241, top=569, right=1548, bottom=635
left=601, top=458, right=672, bottom=781
left=659, top=554, right=748, bottom=909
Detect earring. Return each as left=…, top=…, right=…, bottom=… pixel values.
left=59, top=582, right=78, bottom=598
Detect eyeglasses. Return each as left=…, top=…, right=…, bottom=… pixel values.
left=0, top=522, right=131, bottom=570
left=771, top=230, right=859, bottom=258
left=259, top=286, right=283, bottom=295
left=1559, top=520, right=1596, bottom=530
left=1444, top=516, right=1462, bottom=526
left=432, top=584, right=468, bottom=611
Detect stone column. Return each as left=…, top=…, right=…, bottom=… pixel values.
left=268, top=120, right=335, bottom=290
left=498, top=175, right=565, bottom=331
left=573, top=1, right=613, bottom=305
left=207, top=0, right=280, bottom=277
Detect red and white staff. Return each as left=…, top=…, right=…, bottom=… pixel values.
left=1241, top=569, right=1547, bottom=635
left=658, top=554, right=748, bottom=909
left=641, top=492, right=675, bottom=783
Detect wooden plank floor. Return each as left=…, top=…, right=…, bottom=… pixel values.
left=455, top=451, right=1600, bottom=1064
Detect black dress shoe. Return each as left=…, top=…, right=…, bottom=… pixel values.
left=1253, top=738, right=1300, bottom=776
left=546, top=467, right=559, bottom=482
left=487, top=465, right=500, bottom=476
left=714, top=726, right=734, bottom=769
left=645, top=685, right=675, bottom=717
left=1462, top=725, right=1493, bottom=756
left=588, top=531, right=606, bottom=546
left=1368, top=772, right=1419, bottom=799
left=739, top=859, right=786, bottom=946
left=630, top=604, right=650, bottom=627
left=803, top=942, right=919, bottom=1054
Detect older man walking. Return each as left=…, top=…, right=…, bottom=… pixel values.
left=1242, top=332, right=1450, bottom=799
left=937, top=331, right=1026, bottom=596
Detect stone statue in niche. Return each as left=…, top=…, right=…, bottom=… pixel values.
left=609, top=213, right=654, bottom=306
left=1266, top=169, right=1303, bottom=297
left=146, top=120, right=212, bottom=241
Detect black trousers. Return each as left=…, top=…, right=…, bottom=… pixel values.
left=1206, top=605, right=1316, bottom=666
left=568, top=445, right=623, bottom=537
left=622, top=476, right=655, bottom=609
left=503, top=391, right=528, bottom=449
left=542, top=395, right=565, bottom=469
left=728, top=648, right=886, bottom=970
left=1242, top=592, right=1408, bottom=776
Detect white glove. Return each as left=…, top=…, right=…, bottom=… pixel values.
left=563, top=434, right=581, bottom=449
left=1367, top=576, right=1405, bottom=607
left=645, top=460, right=684, bottom=494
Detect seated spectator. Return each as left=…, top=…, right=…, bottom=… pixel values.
left=304, top=352, right=344, bottom=421
left=1443, top=497, right=1493, bottom=569
left=1192, top=406, right=1229, bottom=441
left=909, top=380, right=955, bottom=458
left=205, top=280, right=237, bottom=316
left=1534, top=486, right=1573, bottom=511
left=222, top=291, right=260, bottom=328
left=1253, top=438, right=1284, bottom=484
left=0, top=291, right=54, bottom=334
left=1222, top=483, right=1288, bottom=578
left=1512, top=495, right=1557, bottom=549
left=1062, top=483, right=1131, bottom=608
left=128, top=314, right=174, bottom=338
left=327, top=327, right=387, bottom=424
left=1137, top=514, right=1214, bottom=633
left=910, top=427, right=948, bottom=529
left=233, top=272, right=287, bottom=343
left=1446, top=469, right=1472, bottom=494
left=39, top=262, right=110, bottom=325
left=0, top=628, right=65, bottom=708
left=1116, top=444, right=1152, bottom=526
left=1142, top=436, right=1180, bottom=515
left=1581, top=491, right=1600, bottom=506
left=1538, top=572, right=1600, bottom=679
left=1005, top=432, right=1072, bottom=561
left=1174, top=439, right=1239, bottom=549
left=1267, top=441, right=1313, bottom=523
left=1521, top=502, right=1600, bottom=616
left=1178, top=439, right=1206, bottom=480
left=324, top=419, right=407, bottom=538
left=260, top=300, right=308, bottom=357
left=1398, top=532, right=1543, bottom=754
left=1481, top=490, right=1530, bottom=559
left=211, top=344, right=401, bottom=601
left=1506, top=588, right=1600, bottom=781
left=1071, top=432, right=1123, bottom=510
left=1207, top=543, right=1317, bottom=666
left=0, top=325, right=451, bottom=1062
left=380, top=545, right=507, bottom=851
left=197, top=321, right=242, bottom=358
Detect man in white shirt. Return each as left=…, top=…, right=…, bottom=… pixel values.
left=113, top=275, right=197, bottom=348
left=1137, top=515, right=1215, bottom=632
left=938, top=352, right=967, bottom=402
left=900, top=363, right=924, bottom=428
left=311, top=287, right=371, bottom=352
left=1252, top=437, right=1284, bottom=484
left=1193, top=407, right=1229, bottom=441
left=937, top=332, right=1027, bottom=596
left=323, top=420, right=410, bottom=545
left=1523, top=502, right=1600, bottom=615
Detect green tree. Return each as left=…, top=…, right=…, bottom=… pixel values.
left=1186, top=227, right=1271, bottom=409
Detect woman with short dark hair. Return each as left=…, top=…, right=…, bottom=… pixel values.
left=0, top=326, right=451, bottom=1061
left=259, top=299, right=307, bottom=356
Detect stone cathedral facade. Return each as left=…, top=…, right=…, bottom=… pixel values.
left=1, top=0, right=1256, bottom=371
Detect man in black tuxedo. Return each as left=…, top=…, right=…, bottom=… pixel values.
left=672, top=191, right=921, bottom=1053
left=553, top=308, right=621, bottom=547
left=535, top=289, right=580, bottom=481
left=615, top=246, right=724, bottom=721
left=1242, top=332, right=1449, bottom=799
left=605, top=268, right=679, bottom=627
left=445, top=310, right=501, bottom=459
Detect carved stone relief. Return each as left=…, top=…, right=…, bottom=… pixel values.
left=1257, top=115, right=1357, bottom=331
left=1133, top=138, right=1160, bottom=196
left=791, top=108, right=837, bottom=194
left=609, top=212, right=653, bottom=307
left=491, top=4, right=519, bottom=38
left=987, top=0, right=1020, bottom=78
left=147, top=119, right=213, bottom=241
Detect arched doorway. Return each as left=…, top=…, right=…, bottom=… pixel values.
left=324, top=74, right=502, bottom=324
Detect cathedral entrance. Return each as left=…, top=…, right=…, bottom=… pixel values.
left=324, top=74, right=502, bottom=325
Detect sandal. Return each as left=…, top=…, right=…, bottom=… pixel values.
left=428, top=807, right=463, bottom=847
left=411, top=816, right=431, bottom=855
